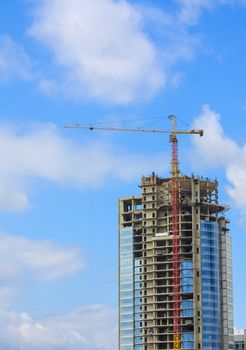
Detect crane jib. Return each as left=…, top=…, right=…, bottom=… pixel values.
left=64, top=125, right=203, bottom=136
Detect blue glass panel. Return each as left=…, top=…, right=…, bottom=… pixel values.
left=135, top=337, right=143, bottom=344
left=181, top=301, right=193, bottom=308
left=134, top=329, right=142, bottom=336
left=134, top=282, right=142, bottom=289
left=121, top=346, right=133, bottom=350
left=121, top=298, right=133, bottom=306
left=121, top=314, right=133, bottom=321
left=134, top=290, right=143, bottom=297
left=120, top=259, right=133, bottom=267
left=181, top=277, right=193, bottom=285
left=120, top=275, right=133, bottom=283
left=181, top=285, right=193, bottom=292
left=135, top=313, right=143, bottom=320
left=120, top=236, right=133, bottom=244
left=180, top=261, right=193, bottom=269
left=121, top=267, right=133, bottom=275
left=121, top=306, right=134, bottom=313
left=120, top=228, right=134, bottom=350
left=121, top=290, right=134, bottom=298
left=182, top=309, right=194, bottom=316
left=182, top=334, right=194, bottom=341
left=182, top=341, right=194, bottom=349
left=121, top=245, right=133, bottom=253
left=201, top=220, right=221, bottom=350
left=121, top=329, right=134, bottom=336
left=181, top=269, right=193, bottom=277
left=134, top=274, right=142, bottom=282
left=134, top=297, right=142, bottom=305
left=120, top=229, right=144, bottom=349
left=135, top=259, right=142, bottom=266
left=121, top=337, right=134, bottom=345
left=120, top=321, right=134, bottom=328
left=121, top=282, right=133, bottom=291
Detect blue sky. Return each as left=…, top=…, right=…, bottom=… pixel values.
left=0, top=0, right=246, bottom=349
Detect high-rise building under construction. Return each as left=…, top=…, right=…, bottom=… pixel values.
left=119, top=173, right=234, bottom=350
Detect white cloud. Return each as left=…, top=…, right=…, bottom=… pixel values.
left=0, top=123, right=167, bottom=211
left=176, top=0, right=213, bottom=25
left=0, top=287, right=17, bottom=308
left=0, top=232, right=84, bottom=282
left=37, top=77, right=57, bottom=94
left=176, top=0, right=237, bottom=25
left=0, top=35, right=58, bottom=93
left=192, top=105, right=246, bottom=213
left=0, top=305, right=117, bottom=350
left=28, top=0, right=165, bottom=104
left=0, top=35, right=33, bottom=82
left=1, top=1, right=246, bottom=102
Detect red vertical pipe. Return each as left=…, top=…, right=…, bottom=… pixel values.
left=171, top=136, right=181, bottom=350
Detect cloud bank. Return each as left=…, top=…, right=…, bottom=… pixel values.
left=0, top=123, right=166, bottom=211
left=0, top=233, right=104, bottom=350
left=0, top=36, right=33, bottom=82
left=27, top=0, right=211, bottom=104
left=29, top=0, right=164, bottom=104
left=0, top=305, right=117, bottom=350
left=0, top=232, right=83, bottom=283
left=192, top=105, right=246, bottom=213
left=1, top=1, right=246, bottom=103
left=176, top=0, right=237, bottom=25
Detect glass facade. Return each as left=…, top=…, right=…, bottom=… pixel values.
left=201, top=221, right=221, bottom=350
left=119, top=228, right=143, bottom=350
left=219, top=228, right=234, bottom=349
left=180, top=261, right=194, bottom=349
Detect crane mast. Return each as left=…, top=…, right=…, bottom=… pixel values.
left=65, top=117, right=203, bottom=350
left=169, top=115, right=181, bottom=350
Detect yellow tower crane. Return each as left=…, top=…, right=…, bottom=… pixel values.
left=65, top=116, right=203, bottom=350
